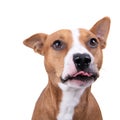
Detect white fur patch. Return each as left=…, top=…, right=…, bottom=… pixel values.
left=57, top=83, right=85, bottom=120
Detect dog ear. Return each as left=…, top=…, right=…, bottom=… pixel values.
left=23, top=33, right=48, bottom=55
left=90, top=17, right=111, bottom=49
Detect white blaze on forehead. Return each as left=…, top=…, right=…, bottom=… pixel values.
left=71, top=29, right=93, bottom=54
left=72, top=29, right=80, bottom=44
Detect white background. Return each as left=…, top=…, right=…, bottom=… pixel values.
left=0, top=0, right=119, bottom=120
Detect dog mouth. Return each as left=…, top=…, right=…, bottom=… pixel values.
left=61, top=71, right=98, bottom=84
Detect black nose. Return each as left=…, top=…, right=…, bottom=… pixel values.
left=73, top=53, right=91, bottom=70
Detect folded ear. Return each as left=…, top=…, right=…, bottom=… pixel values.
left=23, top=33, right=48, bottom=55
left=90, top=17, right=111, bottom=49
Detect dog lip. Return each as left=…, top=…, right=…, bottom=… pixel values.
left=61, top=71, right=99, bottom=83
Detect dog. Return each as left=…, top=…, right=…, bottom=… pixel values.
left=23, top=17, right=110, bottom=120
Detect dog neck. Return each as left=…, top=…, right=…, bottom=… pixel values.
left=57, top=83, right=90, bottom=120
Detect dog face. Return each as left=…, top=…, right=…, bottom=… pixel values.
left=23, top=17, right=110, bottom=89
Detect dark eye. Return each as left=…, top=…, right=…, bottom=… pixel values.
left=88, top=38, right=98, bottom=48
left=52, top=40, right=65, bottom=51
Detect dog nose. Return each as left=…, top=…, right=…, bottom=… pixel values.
left=73, top=53, right=91, bottom=70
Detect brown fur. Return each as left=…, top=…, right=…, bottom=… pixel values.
left=23, top=17, right=110, bottom=120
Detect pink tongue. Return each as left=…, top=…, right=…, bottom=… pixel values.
left=73, top=71, right=92, bottom=77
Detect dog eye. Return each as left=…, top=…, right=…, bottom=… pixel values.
left=88, top=38, right=98, bottom=48
left=52, top=40, right=65, bottom=50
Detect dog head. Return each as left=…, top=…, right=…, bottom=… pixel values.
left=23, top=17, right=110, bottom=89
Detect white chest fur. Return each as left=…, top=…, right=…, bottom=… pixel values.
left=57, top=83, right=85, bottom=120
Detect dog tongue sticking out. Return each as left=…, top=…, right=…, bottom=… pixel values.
left=67, top=71, right=93, bottom=86
left=73, top=71, right=92, bottom=78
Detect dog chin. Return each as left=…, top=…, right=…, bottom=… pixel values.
left=64, top=79, right=94, bottom=89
